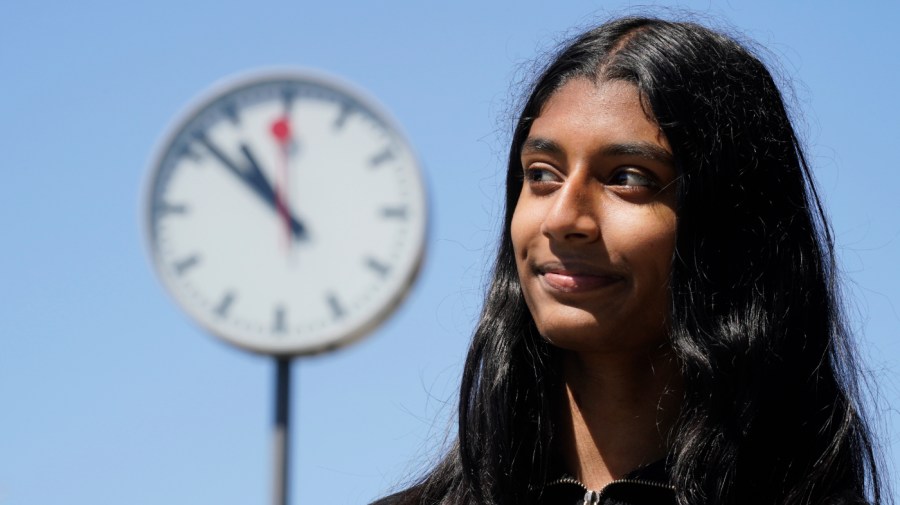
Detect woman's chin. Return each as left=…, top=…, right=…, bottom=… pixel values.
left=539, top=329, right=663, bottom=356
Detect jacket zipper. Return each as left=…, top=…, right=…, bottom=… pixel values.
left=547, top=475, right=675, bottom=504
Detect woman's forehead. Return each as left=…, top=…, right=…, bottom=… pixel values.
left=526, top=79, right=670, bottom=157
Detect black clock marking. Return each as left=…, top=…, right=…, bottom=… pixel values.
left=281, top=88, right=296, bottom=110
left=380, top=205, right=407, bottom=219
left=157, top=201, right=189, bottom=216
left=177, top=143, right=203, bottom=163
left=215, top=291, right=235, bottom=317
left=222, top=101, right=240, bottom=125
left=174, top=254, right=201, bottom=275
left=327, top=293, right=345, bottom=319
left=369, top=146, right=394, bottom=168
left=273, top=305, right=286, bottom=333
left=365, top=256, right=390, bottom=277
left=333, top=102, right=353, bottom=130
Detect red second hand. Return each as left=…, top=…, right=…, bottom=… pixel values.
left=271, top=116, right=293, bottom=253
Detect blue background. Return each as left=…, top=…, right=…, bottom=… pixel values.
left=2, top=1, right=897, bottom=503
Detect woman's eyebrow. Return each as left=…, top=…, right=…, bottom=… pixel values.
left=521, top=137, right=563, bottom=155
left=523, top=138, right=672, bottom=165
left=602, top=142, right=674, bottom=164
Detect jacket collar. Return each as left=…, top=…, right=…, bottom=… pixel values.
left=543, top=459, right=675, bottom=505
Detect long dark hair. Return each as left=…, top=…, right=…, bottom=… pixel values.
left=380, top=16, right=885, bottom=505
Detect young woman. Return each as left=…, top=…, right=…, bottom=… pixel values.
left=375, top=16, right=885, bottom=505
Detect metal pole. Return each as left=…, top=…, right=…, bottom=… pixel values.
left=273, top=357, right=292, bottom=505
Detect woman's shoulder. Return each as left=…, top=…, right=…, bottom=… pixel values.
left=369, top=487, right=421, bottom=505
left=369, top=494, right=402, bottom=505
left=822, top=490, right=874, bottom=505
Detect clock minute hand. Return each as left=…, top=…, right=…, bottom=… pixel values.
left=195, top=134, right=308, bottom=240
left=238, top=145, right=307, bottom=241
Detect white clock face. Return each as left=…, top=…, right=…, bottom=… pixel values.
left=145, top=70, right=427, bottom=356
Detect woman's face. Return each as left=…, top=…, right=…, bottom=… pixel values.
left=511, top=78, right=678, bottom=354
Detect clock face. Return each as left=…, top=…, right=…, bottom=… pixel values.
left=145, top=70, right=427, bottom=356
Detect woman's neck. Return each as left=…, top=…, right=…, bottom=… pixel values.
left=557, top=347, right=682, bottom=490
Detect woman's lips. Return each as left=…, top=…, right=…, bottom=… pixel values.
left=538, top=267, right=624, bottom=293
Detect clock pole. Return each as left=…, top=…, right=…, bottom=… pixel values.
left=273, top=357, right=292, bottom=505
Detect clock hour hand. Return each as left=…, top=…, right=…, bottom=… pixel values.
left=195, top=134, right=308, bottom=240
left=238, top=146, right=307, bottom=241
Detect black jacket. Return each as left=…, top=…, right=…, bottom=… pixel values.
left=372, top=460, right=675, bottom=505
left=540, top=460, right=675, bottom=505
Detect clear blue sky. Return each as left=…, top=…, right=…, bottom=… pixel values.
left=2, top=1, right=898, bottom=504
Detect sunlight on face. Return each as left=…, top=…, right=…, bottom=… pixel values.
left=511, top=79, right=677, bottom=355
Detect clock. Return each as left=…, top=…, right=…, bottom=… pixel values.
left=144, top=69, right=428, bottom=356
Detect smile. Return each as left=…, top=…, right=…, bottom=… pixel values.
left=535, top=262, right=625, bottom=293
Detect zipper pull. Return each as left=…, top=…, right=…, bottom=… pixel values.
left=582, top=489, right=600, bottom=505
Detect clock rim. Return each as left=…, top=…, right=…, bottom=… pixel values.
left=141, top=67, right=430, bottom=357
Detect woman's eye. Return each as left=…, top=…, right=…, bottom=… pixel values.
left=609, top=169, right=656, bottom=188
left=524, top=167, right=558, bottom=183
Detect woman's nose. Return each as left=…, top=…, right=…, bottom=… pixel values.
left=540, top=177, right=601, bottom=243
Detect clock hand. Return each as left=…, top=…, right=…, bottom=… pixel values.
left=271, top=116, right=294, bottom=250
left=195, top=133, right=308, bottom=240
left=238, top=144, right=307, bottom=241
